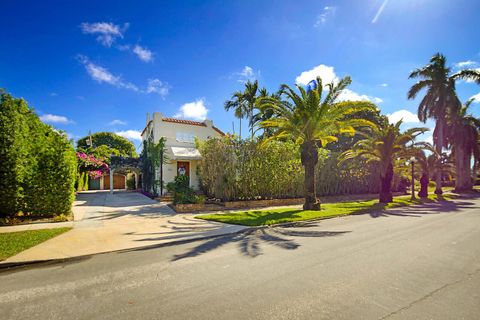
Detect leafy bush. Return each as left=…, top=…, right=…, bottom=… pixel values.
left=166, top=175, right=203, bottom=205
left=0, top=91, right=77, bottom=219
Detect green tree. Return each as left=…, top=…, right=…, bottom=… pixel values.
left=77, top=132, right=137, bottom=158
left=407, top=53, right=480, bottom=194
left=224, top=80, right=260, bottom=139
left=448, top=99, right=480, bottom=191
left=340, top=119, right=428, bottom=203
left=259, top=76, right=376, bottom=210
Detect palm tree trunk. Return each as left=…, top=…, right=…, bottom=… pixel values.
left=301, top=141, right=320, bottom=210
left=239, top=118, right=242, bottom=139
left=454, top=145, right=472, bottom=192
left=434, top=122, right=444, bottom=195
left=379, top=162, right=394, bottom=203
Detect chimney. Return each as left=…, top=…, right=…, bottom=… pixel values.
left=203, top=119, right=213, bottom=127
left=153, top=112, right=163, bottom=123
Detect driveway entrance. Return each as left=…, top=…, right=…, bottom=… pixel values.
left=3, top=191, right=246, bottom=263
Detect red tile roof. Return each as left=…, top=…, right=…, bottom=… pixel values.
left=162, top=117, right=207, bottom=127
left=141, top=117, right=225, bottom=137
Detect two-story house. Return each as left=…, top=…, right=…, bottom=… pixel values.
left=141, top=112, right=224, bottom=194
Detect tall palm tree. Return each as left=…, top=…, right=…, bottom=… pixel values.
left=340, top=119, right=428, bottom=203
left=408, top=53, right=480, bottom=194
left=448, top=98, right=480, bottom=191
left=259, top=76, right=376, bottom=210
left=224, top=80, right=259, bottom=139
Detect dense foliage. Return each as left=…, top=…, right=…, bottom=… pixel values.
left=0, top=91, right=77, bottom=220
left=197, top=137, right=381, bottom=201
left=140, top=137, right=167, bottom=196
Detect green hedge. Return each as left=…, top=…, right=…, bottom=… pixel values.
left=197, top=137, right=380, bottom=201
left=0, top=91, right=77, bottom=219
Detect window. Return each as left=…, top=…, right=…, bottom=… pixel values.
left=176, top=132, right=196, bottom=143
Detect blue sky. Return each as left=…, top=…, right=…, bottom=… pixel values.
left=1, top=0, right=479, bottom=149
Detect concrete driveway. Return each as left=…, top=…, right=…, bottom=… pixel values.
left=3, top=191, right=246, bottom=264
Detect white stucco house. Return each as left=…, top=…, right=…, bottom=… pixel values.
left=141, top=112, right=224, bottom=194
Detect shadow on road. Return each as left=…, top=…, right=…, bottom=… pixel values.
left=354, top=194, right=480, bottom=218
left=168, top=221, right=350, bottom=261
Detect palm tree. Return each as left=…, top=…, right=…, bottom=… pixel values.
left=224, top=80, right=259, bottom=139
left=407, top=53, right=480, bottom=194
left=340, top=119, right=428, bottom=203
left=414, top=142, right=454, bottom=197
left=259, top=76, right=376, bottom=210
left=251, top=88, right=280, bottom=138
left=448, top=98, right=480, bottom=191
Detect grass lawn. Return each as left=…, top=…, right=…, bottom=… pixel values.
left=196, top=194, right=455, bottom=227
left=0, top=227, right=71, bottom=261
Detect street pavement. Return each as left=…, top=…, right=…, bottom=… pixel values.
left=0, top=195, right=479, bottom=319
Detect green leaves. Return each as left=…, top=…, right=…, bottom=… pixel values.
left=0, top=91, right=77, bottom=218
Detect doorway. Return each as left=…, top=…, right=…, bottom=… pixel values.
left=177, top=161, right=190, bottom=184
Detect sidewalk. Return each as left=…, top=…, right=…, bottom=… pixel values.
left=1, top=191, right=247, bottom=265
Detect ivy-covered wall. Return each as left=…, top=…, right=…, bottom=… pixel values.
left=0, top=91, right=77, bottom=219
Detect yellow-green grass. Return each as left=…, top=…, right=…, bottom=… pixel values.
left=196, top=194, right=455, bottom=227
left=0, top=227, right=71, bottom=261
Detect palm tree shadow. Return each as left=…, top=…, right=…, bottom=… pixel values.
left=352, top=195, right=479, bottom=218
left=171, top=224, right=350, bottom=261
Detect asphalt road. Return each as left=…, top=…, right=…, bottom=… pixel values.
left=1, top=196, right=480, bottom=320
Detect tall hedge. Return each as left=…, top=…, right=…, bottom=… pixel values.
left=197, top=137, right=380, bottom=201
left=0, top=91, right=77, bottom=219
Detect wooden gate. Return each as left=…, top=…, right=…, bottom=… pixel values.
left=104, top=174, right=126, bottom=189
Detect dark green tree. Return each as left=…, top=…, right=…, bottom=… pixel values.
left=77, top=132, right=138, bottom=158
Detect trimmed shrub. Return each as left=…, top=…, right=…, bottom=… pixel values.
left=0, top=91, right=77, bottom=219
left=166, top=175, right=203, bottom=205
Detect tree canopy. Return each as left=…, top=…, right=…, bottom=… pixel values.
left=77, top=132, right=138, bottom=158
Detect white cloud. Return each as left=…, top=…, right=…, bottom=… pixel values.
left=115, top=130, right=142, bottom=141
left=49, top=92, right=58, bottom=97
left=108, top=119, right=127, bottom=126
left=235, top=66, right=260, bottom=83
left=470, top=92, right=480, bottom=102
left=386, top=109, right=420, bottom=124
left=174, top=99, right=209, bottom=121
left=78, top=56, right=168, bottom=97
left=296, top=64, right=338, bottom=86
left=40, top=114, right=74, bottom=124
left=296, top=64, right=382, bottom=103
left=80, top=22, right=129, bottom=47
left=337, top=89, right=383, bottom=104
left=455, top=60, right=478, bottom=68
left=380, top=83, right=388, bottom=87
left=133, top=45, right=153, bottom=62
left=314, top=6, right=336, bottom=27
left=146, top=79, right=170, bottom=98
left=372, top=0, right=389, bottom=23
